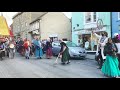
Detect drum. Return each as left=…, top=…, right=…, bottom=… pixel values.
left=10, top=44, right=14, bottom=48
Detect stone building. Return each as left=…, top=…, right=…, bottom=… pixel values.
left=12, top=12, right=47, bottom=39
left=13, top=12, right=71, bottom=41
left=29, top=12, right=71, bottom=41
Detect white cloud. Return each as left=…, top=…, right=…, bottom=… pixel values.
left=63, top=12, right=72, bottom=19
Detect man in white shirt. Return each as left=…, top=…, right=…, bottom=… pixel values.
left=85, top=41, right=89, bottom=50
left=92, top=31, right=108, bottom=69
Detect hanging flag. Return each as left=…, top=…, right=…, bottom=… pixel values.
left=9, top=28, right=14, bottom=37
left=0, top=16, right=10, bottom=36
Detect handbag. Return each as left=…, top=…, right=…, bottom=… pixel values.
left=36, top=46, right=40, bottom=50
left=112, top=51, right=117, bottom=57
left=103, top=45, right=107, bottom=56
left=112, top=43, right=117, bottom=57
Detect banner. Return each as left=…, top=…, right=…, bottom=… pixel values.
left=0, top=16, right=10, bottom=36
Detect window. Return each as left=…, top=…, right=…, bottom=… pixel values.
left=66, top=41, right=78, bottom=47
left=85, top=12, right=91, bottom=23
left=118, top=12, right=120, bottom=20
left=25, top=22, right=27, bottom=26
left=18, top=26, right=19, bottom=29
left=77, top=24, right=79, bottom=27
left=93, top=12, right=97, bottom=22
left=18, top=26, right=20, bottom=32
left=85, top=12, right=97, bottom=24
left=21, top=24, right=23, bottom=27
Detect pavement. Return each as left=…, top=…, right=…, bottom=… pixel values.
left=0, top=53, right=106, bottom=78
left=86, top=54, right=95, bottom=60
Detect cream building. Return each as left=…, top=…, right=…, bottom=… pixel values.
left=13, top=12, right=71, bottom=41
left=30, top=12, right=71, bottom=41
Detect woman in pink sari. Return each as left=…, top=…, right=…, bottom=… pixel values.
left=46, top=39, right=53, bottom=59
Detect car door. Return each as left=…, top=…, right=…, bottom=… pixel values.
left=52, top=42, right=61, bottom=55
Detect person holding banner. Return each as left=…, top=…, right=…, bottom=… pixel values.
left=92, top=31, right=108, bottom=69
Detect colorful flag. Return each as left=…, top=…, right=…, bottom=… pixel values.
left=0, top=16, right=10, bottom=36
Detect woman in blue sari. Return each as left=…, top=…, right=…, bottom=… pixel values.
left=33, top=38, right=43, bottom=59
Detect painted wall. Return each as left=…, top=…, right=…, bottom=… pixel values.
left=112, top=12, right=120, bottom=37
left=40, top=12, right=72, bottom=40
left=72, top=12, right=111, bottom=45
left=72, top=12, right=84, bottom=45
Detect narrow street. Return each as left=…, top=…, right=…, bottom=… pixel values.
left=0, top=53, right=106, bottom=78
left=1, top=12, right=119, bottom=78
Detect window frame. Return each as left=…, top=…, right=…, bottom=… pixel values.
left=84, top=12, right=97, bottom=24
left=118, top=12, right=120, bottom=20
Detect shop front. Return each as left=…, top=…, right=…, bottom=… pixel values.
left=49, top=34, right=58, bottom=42
left=75, top=27, right=108, bottom=52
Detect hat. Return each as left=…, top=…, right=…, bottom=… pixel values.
left=114, top=33, right=119, bottom=37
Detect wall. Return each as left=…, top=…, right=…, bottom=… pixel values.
left=72, top=12, right=111, bottom=45
left=98, top=12, right=111, bottom=37
left=31, top=12, right=47, bottom=22
left=40, top=12, right=71, bottom=40
left=13, top=14, right=20, bottom=36
left=72, top=12, right=84, bottom=45
left=13, top=12, right=31, bottom=39
left=112, top=12, right=120, bottom=37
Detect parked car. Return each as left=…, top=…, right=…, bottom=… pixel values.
left=52, top=41, right=87, bottom=59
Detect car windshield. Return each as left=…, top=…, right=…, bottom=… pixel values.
left=66, top=41, right=78, bottom=47
left=52, top=42, right=60, bottom=46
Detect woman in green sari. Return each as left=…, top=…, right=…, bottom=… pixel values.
left=59, top=42, right=70, bottom=65
left=102, top=38, right=120, bottom=78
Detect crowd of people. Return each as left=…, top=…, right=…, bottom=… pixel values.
left=92, top=31, right=120, bottom=78
left=6, top=35, right=70, bottom=65
left=2, top=31, right=120, bottom=78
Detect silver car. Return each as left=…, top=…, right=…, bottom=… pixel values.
left=52, top=41, right=87, bottom=59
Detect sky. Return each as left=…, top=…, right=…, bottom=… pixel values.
left=0, top=12, right=72, bottom=27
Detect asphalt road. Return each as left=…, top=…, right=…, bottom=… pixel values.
left=0, top=53, right=106, bottom=78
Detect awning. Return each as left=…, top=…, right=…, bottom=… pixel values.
left=74, top=27, right=106, bottom=35
left=0, top=16, right=10, bottom=36
left=49, top=34, right=58, bottom=37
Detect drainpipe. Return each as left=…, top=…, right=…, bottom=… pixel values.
left=70, top=18, right=73, bottom=41
left=111, top=12, right=112, bottom=38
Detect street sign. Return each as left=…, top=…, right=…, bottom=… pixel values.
left=97, top=19, right=103, bottom=30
